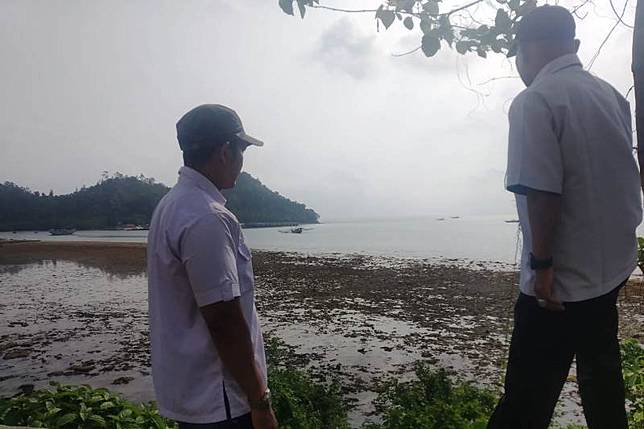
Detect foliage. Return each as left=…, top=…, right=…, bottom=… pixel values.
left=269, top=368, right=350, bottom=429
left=223, top=172, right=319, bottom=225
left=361, top=362, right=496, bottom=429
left=265, top=334, right=350, bottom=429
left=278, top=0, right=540, bottom=58
left=636, top=236, right=644, bottom=273
left=622, top=338, right=644, bottom=426
left=0, top=382, right=175, bottom=429
left=1, top=338, right=640, bottom=428
left=0, top=172, right=319, bottom=231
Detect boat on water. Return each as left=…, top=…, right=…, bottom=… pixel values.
left=505, top=219, right=520, bottom=223
left=291, top=227, right=303, bottom=234
left=117, top=224, right=147, bottom=231
left=49, top=228, right=76, bottom=236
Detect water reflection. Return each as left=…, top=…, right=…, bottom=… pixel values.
left=0, top=246, right=146, bottom=279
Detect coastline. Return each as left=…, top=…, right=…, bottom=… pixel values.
left=1, top=241, right=642, bottom=426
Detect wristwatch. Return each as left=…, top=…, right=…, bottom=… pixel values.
left=249, top=388, right=271, bottom=411
left=530, top=253, right=553, bottom=270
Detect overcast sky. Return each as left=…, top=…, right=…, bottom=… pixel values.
left=0, top=0, right=637, bottom=220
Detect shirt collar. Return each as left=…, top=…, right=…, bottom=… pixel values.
left=178, top=166, right=227, bottom=205
left=532, top=53, right=583, bottom=85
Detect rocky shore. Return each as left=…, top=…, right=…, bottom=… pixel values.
left=1, top=241, right=642, bottom=426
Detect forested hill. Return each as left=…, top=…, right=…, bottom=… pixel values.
left=0, top=173, right=319, bottom=231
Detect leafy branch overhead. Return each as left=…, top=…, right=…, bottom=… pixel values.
left=278, top=0, right=538, bottom=57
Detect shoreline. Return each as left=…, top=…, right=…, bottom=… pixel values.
left=1, top=241, right=642, bottom=426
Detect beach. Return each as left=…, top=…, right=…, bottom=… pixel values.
left=1, top=241, right=642, bottom=426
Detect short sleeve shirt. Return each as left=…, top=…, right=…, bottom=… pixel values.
left=147, top=166, right=267, bottom=424
left=506, top=54, right=642, bottom=302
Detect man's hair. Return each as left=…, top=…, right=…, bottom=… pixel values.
left=182, top=143, right=220, bottom=169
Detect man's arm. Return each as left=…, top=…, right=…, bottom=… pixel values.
left=200, top=299, right=265, bottom=402
left=200, top=299, right=277, bottom=429
left=527, top=189, right=564, bottom=311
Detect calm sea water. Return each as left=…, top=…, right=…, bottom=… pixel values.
left=1, top=215, right=523, bottom=263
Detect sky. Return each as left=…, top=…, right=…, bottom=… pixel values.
left=0, top=0, right=638, bottom=220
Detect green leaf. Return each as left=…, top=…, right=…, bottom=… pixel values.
left=424, top=0, right=440, bottom=16
left=420, top=17, right=433, bottom=34
left=99, top=401, right=115, bottom=410
left=403, top=17, right=414, bottom=30
left=495, top=9, right=511, bottom=31
left=279, top=0, right=294, bottom=16
left=88, top=414, right=107, bottom=427
left=455, top=41, right=470, bottom=55
left=377, top=9, right=396, bottom=29
left=56, top=412, right=78, bottom=427
left=421, top=35, right=441, bottom=57
left=491, top=39, right=506, bottom=53
left=296, top=0, right=306, bottom=18
left=517, top=0, right=537, bottom=17
left=396, top=0, right=415, bottom=12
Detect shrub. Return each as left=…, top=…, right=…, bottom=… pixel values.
left=0, top=382, right=175, bottom=429
left=622, top=338, right=644, bottom=426
left=362, top=362, right=496, bottom=429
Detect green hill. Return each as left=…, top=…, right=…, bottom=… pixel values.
left=0, top=173, right=319, bottom=231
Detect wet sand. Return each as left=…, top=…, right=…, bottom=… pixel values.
left=1, top=241, right=642, bottom=426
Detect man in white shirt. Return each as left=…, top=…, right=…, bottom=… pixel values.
left=488, top=6, right=641, bottom=429
left=147, top=104, right=278, bottom=429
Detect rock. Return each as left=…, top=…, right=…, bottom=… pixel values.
left=112, top=376, right=134, bottom=385
left=3, top=349, right=31, bottom=359
left=68, top=363, right=95, bottom=373
left=18, top=384, right=35, bottom=394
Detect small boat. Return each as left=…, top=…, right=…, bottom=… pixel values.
left=290, top=227, right=303, bottom=234
left=49, top=228, right=76, bottom=236
left=505, top=219, right=519, bottom=223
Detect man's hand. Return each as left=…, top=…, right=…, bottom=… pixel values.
left=534, top=267, right=564, bottom=311
left=251, top=408, right=278, bottom=429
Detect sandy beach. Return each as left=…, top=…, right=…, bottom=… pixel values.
left=1, top=241, right=642, bottom=426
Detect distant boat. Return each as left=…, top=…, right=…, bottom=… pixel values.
left=117, top=224, right=146, bottom=231
left=291, top=227, right=303, bottom=234
left=49, top=228, right=76, bottom=236
left=436, top=218, right=446, bottom=221
left=505, top=219, right=519, bottom=223
left=450, top=216, right=460, bottom=219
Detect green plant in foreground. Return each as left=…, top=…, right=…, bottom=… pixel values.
left=0, top=382, right=175, bottom=429
left=269, top=367, right=350, bottom=429
left=265, top=334, right=350, bottom=429
left=622, top=338, right=644, bottom=426
left=362, top=362, right=496, bottom=429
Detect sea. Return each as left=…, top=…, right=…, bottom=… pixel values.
left=0, top=215, right=524, bottom=264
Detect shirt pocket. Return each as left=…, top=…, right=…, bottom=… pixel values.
left=237, top=241, right=255, bottom=293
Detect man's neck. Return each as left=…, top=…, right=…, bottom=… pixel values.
left=189, top=165, right=224, bottom=191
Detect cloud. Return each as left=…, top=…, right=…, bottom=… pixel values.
left=310, top=18, right=379, bottom=79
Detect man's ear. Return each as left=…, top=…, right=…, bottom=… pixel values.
left=574, top=39, right=580, bottom=53
left=218, top=142, right=233, bottom=164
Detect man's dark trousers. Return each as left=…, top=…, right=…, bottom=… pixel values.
left=178, top=413, right=253, bottom=429
left=487, top=282, right=629, bottom=429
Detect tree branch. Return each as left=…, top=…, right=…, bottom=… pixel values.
left=609, top=0, right=635, bottom=28
left=588, top=0, right=629, bottom=70
left=392, top=46, right=422, bottom=57
left=309, top=0, right=487, bottom=19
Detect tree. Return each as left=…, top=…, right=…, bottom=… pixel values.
left=279, top=0, right=642, bottom=186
